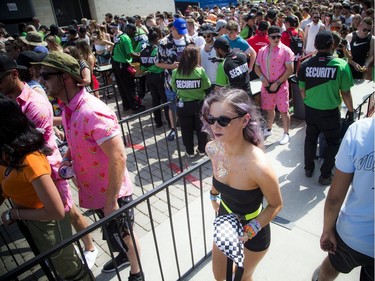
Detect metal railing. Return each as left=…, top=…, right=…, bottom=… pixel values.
left=0, top=85, right=213, bottom=280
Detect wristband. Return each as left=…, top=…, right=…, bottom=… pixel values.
left=210, top=190, right=221, bottom=201
left=62, top=157, right=71, bottom=163
left=243, top=219, right=261, bottom=239
left=5, top=210, right=11, bottom=221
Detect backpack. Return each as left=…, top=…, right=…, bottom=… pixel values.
left=287, top=30, right=303, bottom=56
left=140, top=44, right=157, bottom=69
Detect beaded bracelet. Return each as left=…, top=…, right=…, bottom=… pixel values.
left=243, top=219, right=261, bottom=239
left=62, top=157, right=71, bottom=163
left=210, top=190, right=221, bottom=201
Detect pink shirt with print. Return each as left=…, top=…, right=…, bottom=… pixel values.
left=255, top=42, right=294, bottom=95
left=62, top=88, right=133, bottom=210
left=16, top=83, right=73, bottom=212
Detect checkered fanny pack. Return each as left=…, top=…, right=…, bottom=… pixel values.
left=214, top=213, right=244, bottom=281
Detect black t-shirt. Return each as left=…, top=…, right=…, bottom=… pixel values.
left=216, top=51, right=251, bottom=93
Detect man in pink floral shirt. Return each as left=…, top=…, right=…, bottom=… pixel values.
left=36, top=52, right=143, bottom=281
left=255, top=26, right=294, bottom=145
left=0, top=52, right=98, bottom=268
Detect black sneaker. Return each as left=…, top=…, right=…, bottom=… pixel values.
left=305, top=169, right=314, bottom=178
left=166, top=129, right=176, bottom=141
left=102, top=253, right=130, bottom=273
left=319, top=175, right=332, bottom=185
left=128, top=272, right=144, bottom=281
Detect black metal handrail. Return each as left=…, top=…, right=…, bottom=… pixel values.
left=1, top=157, right=211, bottom=281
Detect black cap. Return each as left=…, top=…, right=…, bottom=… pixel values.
left=285, top=16, right=297, bottom=27
left=245, top=13, right=256, bottom=21
left=199, top=23, right=217, bottom=35
left=315, top=30, right=334, bottom=50
left=213, top=37, right=230, bottom=52
left=258, top=21, right=269, bottom=32
left=342, top=2, right=351, bottom=9
left=266, top=9, right=277, bottom=20
left=0, top=52, right=27, bottom=73
left=268, top=25, right=281, bottom=35
left=17, top=50, right=46, bottom=68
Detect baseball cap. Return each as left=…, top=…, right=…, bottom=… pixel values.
left=258, top=21, right=269, bottom=32
left=342, top=2, right=351, bottom=9
left=213, top=37, right=230, bottom=52
left=17, top=51, right=47, bottom=68
left=266, top=9, right=277, bottom=20
left=215, top=19, right=227, bottom=32
left=285, top=16, right=297, bottom=27
left=314, top=30, right=334, bottom=50
left=245, top=13, right=256, bottom=21
left=0, top=52, right=27, bottom=74
left=268, top=25, right=281, bottom=35
left=31, top=51, right=83, bottom=83
left=199, top=23, right=217, bottom=35
left=20, top=32, right=47, bottom=47
left=173, top=18, right=188, bottom=35
left=34, top=45, right=49, bottom=54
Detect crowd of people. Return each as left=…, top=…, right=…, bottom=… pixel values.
left=0, top=0, right=374, bottom=281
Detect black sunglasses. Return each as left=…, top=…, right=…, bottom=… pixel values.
left=204, top=114, right=244, bottom=127
left=313, top=16, right=320, bottom=19
left=203, top=35, right=212, bottom=38
left=269, top=35, right=281, bottom=40
left=40, top=72, right=63, bottom=81
left=362, top=28, right=371, bottom=32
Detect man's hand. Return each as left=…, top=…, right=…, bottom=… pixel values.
left=346, top=111, right=354, bottom=122
left=320, top=230, right=337, bottom=254
left=103, top=200, right=119, bottom=217
left=269, top=82, right=279, bottom=92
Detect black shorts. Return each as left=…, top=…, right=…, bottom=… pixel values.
left=95, top=196, right=134, bottom=253
left=329, top=229, right=374, bottom=281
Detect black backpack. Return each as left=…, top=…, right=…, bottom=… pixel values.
left=287, top=30, right=303, bottom=56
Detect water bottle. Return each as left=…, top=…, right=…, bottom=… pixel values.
left=58, top=165, right=75, bottom=179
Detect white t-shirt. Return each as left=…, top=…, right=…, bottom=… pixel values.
left=305, top=22, right=324, bottom=54
left=200, top=44, right=218, bottom=84
left=336, top=117, right=374, bottom=258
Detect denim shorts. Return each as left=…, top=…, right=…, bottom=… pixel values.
left=165, top=88, right=177, bottom=111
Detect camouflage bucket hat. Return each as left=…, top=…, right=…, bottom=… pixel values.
left=20, top=32, right=48, bottom=46
left=31, top=51, right=83, bottom=83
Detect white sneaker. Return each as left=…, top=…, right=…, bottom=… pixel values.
left=263, top=128, right=272, bottom=137
left=186, top=151, right=195, bottom=158
left=279, top=133, right=290, bottom=145
left=84, top=246, right=98, bottom=269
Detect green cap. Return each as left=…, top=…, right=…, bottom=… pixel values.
left=31, top=51, right=83, bottom=83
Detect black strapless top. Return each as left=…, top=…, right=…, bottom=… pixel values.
left=213, top=177, right=263, bottom=216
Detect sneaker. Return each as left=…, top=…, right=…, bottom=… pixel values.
left=128, top=271, right=144, bottom=281
left=166, top=130, right=176, bottom=141
left=319, top=175, right=332, bottom=185
left=102, top=252, right=130, bottom=273
left=186, top=151, right=195, bottom=158
left=279, top=133, right=290, bottom=145
left=263, top=128, right=272, bottom=137
left=83, top=246, right=98, bottom=269
left=196, top=150, right=205, bottom=157
left=305, top=168, right=314, bottom=178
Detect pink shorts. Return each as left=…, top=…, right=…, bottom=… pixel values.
left=261, top=83, right=289, bottom=112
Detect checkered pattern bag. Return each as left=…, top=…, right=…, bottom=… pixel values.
left=213, top=213, right=244, bottom=268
